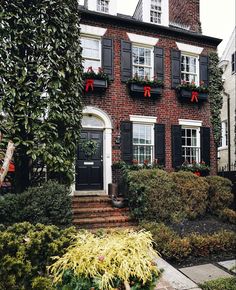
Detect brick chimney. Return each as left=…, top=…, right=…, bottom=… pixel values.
left=169, top=0, right=202, bottom=33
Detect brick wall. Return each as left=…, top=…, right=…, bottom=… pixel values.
left=169, top=0, right=201, bottom=32
left=80, top=17, right=218, bottom=175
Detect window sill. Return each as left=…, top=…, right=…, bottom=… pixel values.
left=218, top=146, right=228, bottom=151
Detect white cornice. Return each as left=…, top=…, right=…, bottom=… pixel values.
left=176, top=42, right=203, bottom=55
left=127, top=33, right=159, bottom=46
left=80, top=24, right=107, bottom=37
left=130, top=115, right=157, bottom=123
left=179, top=119, right=202, bottom=127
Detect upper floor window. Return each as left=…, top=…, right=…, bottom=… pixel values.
left=232, top=52, right=235, bottom=74
left=219, top=120, right=228, bottom=148
left=81, top=37, right=101, bottom=72
left=133, top=123, right=154, bottom=164
left=182, top=127, right=200, bottom=163
left=150, top=0, right=162, bottom=24
left=97, top=0, right=109, bottom=13
left=132, top=46, right=153, bottom=79
left=181, top=54, right=199, bottom=85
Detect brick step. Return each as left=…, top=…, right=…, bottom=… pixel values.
left=73, top=215, right=132, bottom=225
left=72, top=201, right=113, bottom=208
left=75, top=221, right=138, bottom=230
left=73, top=207, right=130, bottom=218
left=72, top=196, right=111, bottom=203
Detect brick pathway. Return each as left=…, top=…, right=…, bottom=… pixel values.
left=155, top=277, right=175, bottom=290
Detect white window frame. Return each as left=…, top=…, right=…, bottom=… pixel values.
left=150, top=0, right=162, bottom=24
left=181, top=53, right=200, bottom=85
left=132, top=44, right=154, bottom=80
left=130, top=115, right=156, bottom=164
left=179, top=119, right=202, bottom=164
left=81, top=35, right=102, bottom=72
left=97, top=0, right=109, bottom=13
left=232, top=52, right=235, bottom=74
left=181, top=126, right=201, bottom=163
left=219, top=120, right=228, bottom=149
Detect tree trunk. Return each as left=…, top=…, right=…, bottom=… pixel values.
left=14, top=152, right=31, bottom=193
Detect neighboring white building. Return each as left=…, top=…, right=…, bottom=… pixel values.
left=218, top=27, right=236, bottom=171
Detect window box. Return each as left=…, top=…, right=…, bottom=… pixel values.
left=129, top=83, right=162, bottom=98
left=177, top=88, right=208, bottom=101
left=83, top=67, right=109, bottom=93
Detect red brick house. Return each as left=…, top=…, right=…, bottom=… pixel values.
left=74, top=0, right=221, bottom=194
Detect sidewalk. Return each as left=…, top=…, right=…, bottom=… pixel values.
left=155, top=258, right=235, bottom=290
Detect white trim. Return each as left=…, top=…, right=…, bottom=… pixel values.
left=179, top=119, right=202, bottom=127
left=72, top=106, right=113, bottom=195
left=80, top=24, right=107, bottom=37
left=127, top=33, right=159, bottom=46
left=130, top=115, right=157, bottom=123
left=176, top=42, right=203, bottom=55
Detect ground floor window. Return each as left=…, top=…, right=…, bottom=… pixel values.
left=181, top=127, right=200, bottom=163
left=133, top=123, right=154, bottom=164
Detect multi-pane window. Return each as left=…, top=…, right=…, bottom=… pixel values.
left=97, top=0, right=109, bottom=13
left=132, top=46, right=153, bottom=79
left=232, top=52, right=235, bottom=74
left=150, top=0, right=162, bottom=24
left=81, top=37, right=101, bottom=72
left=133, top=124, right=154, bottom=164
left=181, top=55, right=198, bottom=84
left=220, top=121, right=228, bottom=147
left=182, top=127, right=200, bottom=163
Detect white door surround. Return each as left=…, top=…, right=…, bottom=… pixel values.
left=72, top=106, right=113, bottom=195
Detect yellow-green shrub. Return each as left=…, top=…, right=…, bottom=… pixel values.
left=49, top=230, right=160, bottom=290
left=170, top=171, right=209, bottom=219
left=206, top=176, right=233, bottom=213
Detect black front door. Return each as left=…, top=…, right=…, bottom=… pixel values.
left=76, top=130, right=103, bottom=190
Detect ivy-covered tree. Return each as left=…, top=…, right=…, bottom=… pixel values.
left=0, top=0, right=83, bottom=193
left=208, top=52, right=224, bottom=146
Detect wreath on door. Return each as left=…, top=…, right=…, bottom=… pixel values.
left=80, top=140, right=98, bottom=157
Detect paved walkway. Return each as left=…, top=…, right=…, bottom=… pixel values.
left=155, top=258, right=236, bottom=290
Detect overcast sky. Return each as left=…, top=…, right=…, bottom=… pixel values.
left=79, top=0, right=235, bottom=56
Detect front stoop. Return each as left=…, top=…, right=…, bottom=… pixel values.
left=72, top=196, right=137, bottom=229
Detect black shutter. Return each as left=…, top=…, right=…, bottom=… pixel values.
left=154, top=124, right=165, bottom=166
left=121, top=40, right=132, bottom=82
left=200, top=127, right=211, bottom=165
left=120, top=121, right=133, bottom=164
left=154, top=47, right=164, bottom=83
left=171, top=49, right=181, bottom=89
left=199, top=55, right=209, bottom=86
left=102, top=38, right=114, bottom=80
left=171, top=125, right=182, bottom=168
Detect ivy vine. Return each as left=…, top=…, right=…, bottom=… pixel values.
left=208, top=52, right=224, bottom=146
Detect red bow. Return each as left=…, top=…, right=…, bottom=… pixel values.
left=85, top=79, right=94, bottom=92
left=191, top=91, right=199, bottom=103
left=144, top=86, right=151, bottom=97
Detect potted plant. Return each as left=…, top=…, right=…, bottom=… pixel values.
left=127, top=74, right=163, bottom=98
left=83, top=67, right=109, bottom=92
left=176, top=81, right=209, bottom=102
left=179, top=160, right=210, bottom=176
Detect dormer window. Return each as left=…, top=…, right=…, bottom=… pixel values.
left=97, top=0, right=109, bottom=13
left=150, top=0, right=162, bottom=24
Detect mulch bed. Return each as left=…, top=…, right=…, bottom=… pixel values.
left=168, top=215, right=236, bottom=268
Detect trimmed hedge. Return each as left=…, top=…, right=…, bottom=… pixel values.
left=170, top=171, right=209, bottom=219
left=206, top=176, right=233, bottom=213
left=126, top=169, right=183, bottom=222
left=0, top=222, right=77, bottom=290
left=141, top=221, right=236, bottom=262
left=127, top=169, right=210, bottom=222
left=0, top=181, right=72, bottom=227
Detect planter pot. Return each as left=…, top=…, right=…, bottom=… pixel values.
left=129, top=83, right=162, bottom=98
left=177, top=88, right=208, bottom=102
left=84, top=78, right=108, bottom=93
